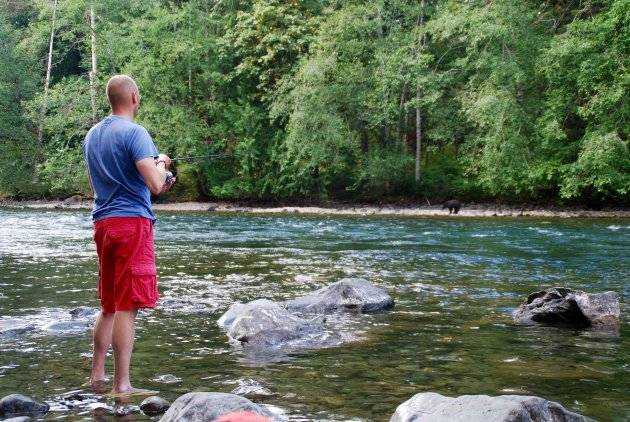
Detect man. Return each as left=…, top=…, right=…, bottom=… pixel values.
left=83, top=74, right=175, bottom=395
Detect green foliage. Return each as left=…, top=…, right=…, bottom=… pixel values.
left=538, top=0, right=629, bottom=200
left=0, top=0, right=627, bottom=205
left=0, top=13, right=39, bottom=196
left=351, top=149, right=414, bottom=198
left=560, top=132, right=630, bottom=199
left=222, top=0, right=319, bottom=95
left=36, top=145, right=91, bottom=196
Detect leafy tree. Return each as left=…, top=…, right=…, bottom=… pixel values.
left=539, top=0, right=629, bottom=201
left=0, top=11, right=39, bottom=196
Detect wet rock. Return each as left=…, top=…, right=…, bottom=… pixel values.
left=0, top=394, right=49, bottom=419
left=230, top=379, right=273, bottom=397
left=152, top=374, right=182, bottom=384
left=514, top=287, right=620, bottom=327
left=285, top=278, right=394, bottom=314
left=160, top=298, right=216, bottom=313
left=159, top=392, right=276, bottom=422
left=140, top=396, right=171, bottom=416
left=51, top=393, right=99, bottom=411
left=0, top=319, right=36, bottom=338
left=43, top=321, right=91, bottom=333
left=389, top=392, right=595, bottom=422
left=217, top=299, right=339, bottom=349
left=69, top=306, right=99, bottom=318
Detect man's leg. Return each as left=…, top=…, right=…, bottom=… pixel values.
left=111, top=308, right=138, bottom=394
left=91, top=311, right=114, bottom=383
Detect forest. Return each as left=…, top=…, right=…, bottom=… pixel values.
left=0, top=0, right=628, bottom=206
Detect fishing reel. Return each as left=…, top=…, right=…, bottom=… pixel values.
left=165, top=171, right=174, bottom=184
left=162, top=171, right=176, bottom=192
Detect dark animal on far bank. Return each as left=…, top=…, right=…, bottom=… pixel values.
left=442, top=200, right=462, bottom=214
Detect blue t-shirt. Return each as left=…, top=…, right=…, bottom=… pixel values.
left=82, top=115, right=159, bottom=222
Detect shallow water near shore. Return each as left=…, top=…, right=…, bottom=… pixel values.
left=0, top=209, right=628, bottom=421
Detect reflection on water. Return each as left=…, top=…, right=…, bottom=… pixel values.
left=0, top=209, right=628, bottom=421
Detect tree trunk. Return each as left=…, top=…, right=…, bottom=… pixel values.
left=89, top=7, right=97, bottom=124
left=415, top=0, right=425, bottom=182
left=398, top=82, right=408, bottom=152
left=38, top=0, right=58, bottom=146
left=415, top=84, right=422, bottom=181
left=376, top=5, right=390, bottom=147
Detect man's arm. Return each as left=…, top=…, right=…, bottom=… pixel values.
left=136, top=154, right=171, bottom=195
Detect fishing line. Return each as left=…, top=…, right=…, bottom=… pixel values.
left=170, top=153, right=236, bottom=162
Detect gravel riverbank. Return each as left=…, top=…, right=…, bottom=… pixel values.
left=2, top=198, right=629, bottom=218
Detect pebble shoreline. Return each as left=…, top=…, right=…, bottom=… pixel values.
left=2, top=199, right=629, bottom=218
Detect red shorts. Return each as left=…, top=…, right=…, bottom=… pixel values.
left=93, top=217, right=159, bottom=314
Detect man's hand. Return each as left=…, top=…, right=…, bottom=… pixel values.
left=155, top=154, right=172, bottom=168
left=137, top=154, right=172, bottom=195
left=161, top=174, right=177, bottom=192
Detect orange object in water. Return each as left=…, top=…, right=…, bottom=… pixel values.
left=214, top=411, right=273, bottom=422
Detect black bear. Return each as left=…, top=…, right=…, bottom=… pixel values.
left=442, top=199, right=462, bottom=214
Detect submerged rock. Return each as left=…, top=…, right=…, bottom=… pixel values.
left=69, top=306, right=99, bottom=318
left=43, top=321, right=91, bottom=333
left=0, top=319, right=35, bottom=338
left=140, top=396, right=170, bottom=416
left=152, top=374, right=182, bottom=384
left=389, top=392, right=595, bottom=422
left=160, top=298, right=217, bottom=313
left=217, top=299, right=339, bottom=349
left=0, top=394, right=49, bottom=419
left=514, top=287, right=620, bottom=327
left=229, top=379, right=273, bottom=397
left=285, top=278, right=394, bottom=314
left=159, top=392, right=276, bottom=422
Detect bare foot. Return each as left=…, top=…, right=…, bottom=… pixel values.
left=90, top=379, right=108, bottom=394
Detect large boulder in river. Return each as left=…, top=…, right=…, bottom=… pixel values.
left=159, top=392, right=276, bottom=422
left=514, top=287, right=620, bottom=327
left=389, top=392, right=595, bottom=422
left=0, top=394, right=49, bottom=419
left=285, top=278, right=394, bottom=314
left=217, top=299, right=340, bottom=349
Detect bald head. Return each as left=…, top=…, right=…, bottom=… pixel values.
left=106, top=75, right=139, bottom=107
left=106, top=75, right=141, bottom=119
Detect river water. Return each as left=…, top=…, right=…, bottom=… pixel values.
left=0, top=209, right=628, bottom=421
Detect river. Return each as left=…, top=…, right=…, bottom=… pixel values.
left=0, top=209, right=628, bottom=421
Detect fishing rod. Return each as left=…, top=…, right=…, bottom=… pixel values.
left=170, top=153, right=236, bottom=162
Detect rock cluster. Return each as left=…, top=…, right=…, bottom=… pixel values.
left=217, top=278, right=393, bottom=352
left=1, top=284, right=617, bottom=422
left=514, top=287, right=620, bottom=327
